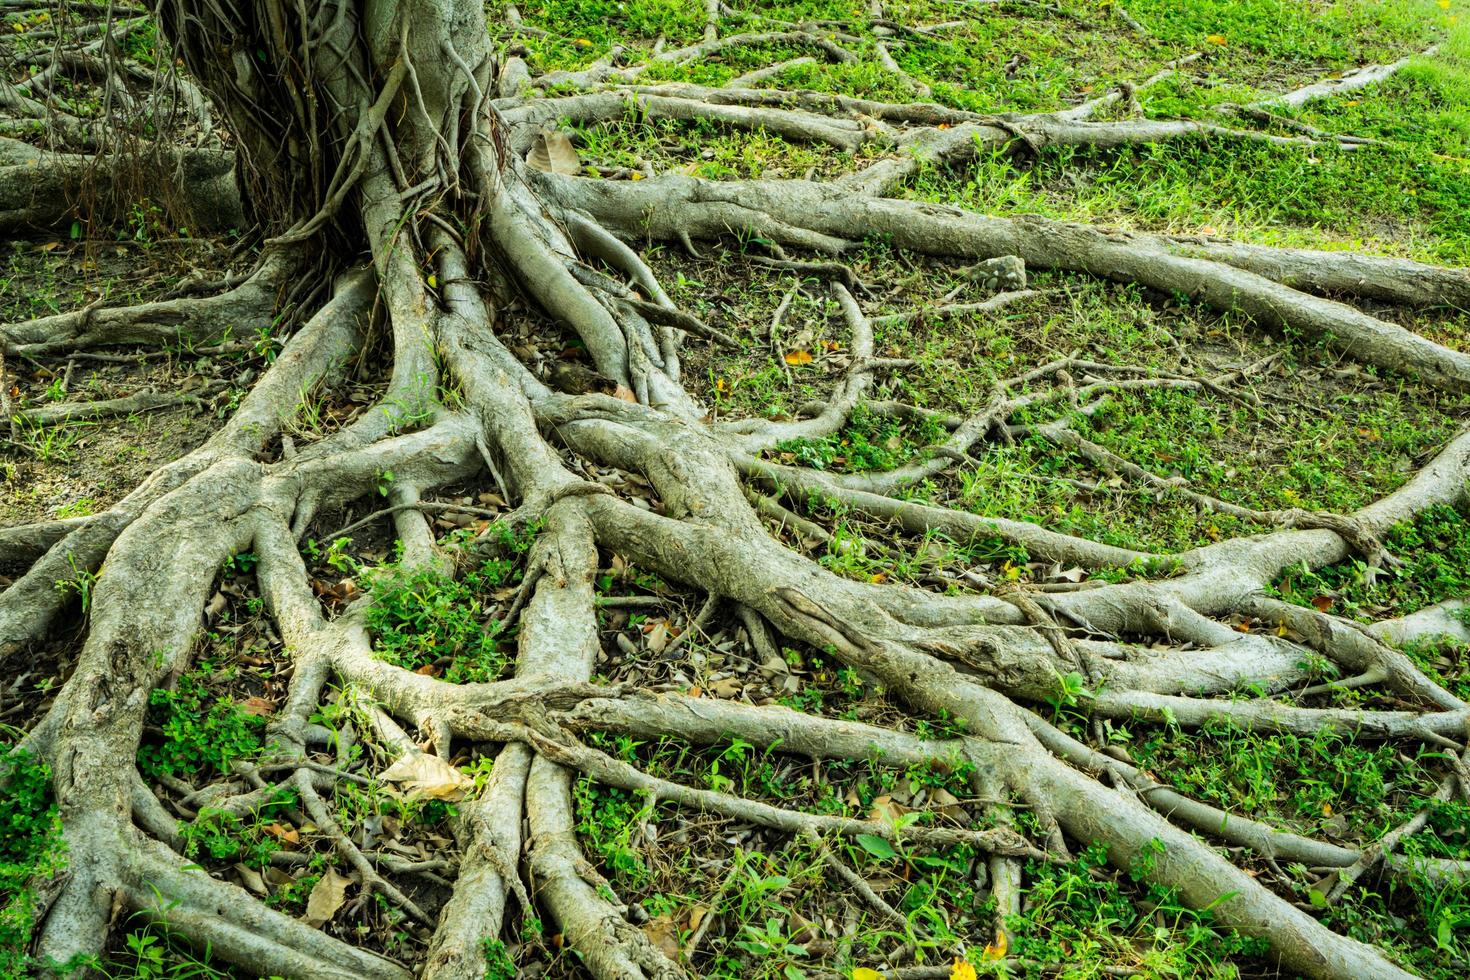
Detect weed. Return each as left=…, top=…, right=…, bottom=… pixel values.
left=0, top=748, right=66, bottom=978
left=363, top=556, right=522, bottom=683
left=136, top=671, right=265, bottom=780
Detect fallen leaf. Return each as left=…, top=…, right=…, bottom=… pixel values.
left=380, top=752, right=472, bottom=801
left=239, top=696, right=274, bottom=717
left=1310, top=595, right=1333, bottom=613
left=953, top=957, right=980, bottom=979
left=784, top=349, right=814, bottom=365
left=301, top=868, right=351, bottom=927
left=233, top=863, right=266, bottom=895
left=852, top=969, right=886, bottom=980
left=710, top=677, right=743, bottom=698
left=868, top=795, right=907, bottom=822
left=527, top=128, right=581, bottom=175
left=262, top=823, right=301, bottom=846
left=981, top=928, right=1007, bottom=961
left=643, top=914, right=681, bottom=957
left=1205, top=33, right=1227, bottom=45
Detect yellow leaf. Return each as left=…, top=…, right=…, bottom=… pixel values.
left=1323, top=802, right=1333, bottom=816
left=629, top=170, right=645, bottom=180
left=951, top=958, right=979, bottom=980
left=982, top=929, right=1008, bottom=961
left=427, top=274, right=438, bottom=288
left=1438, top=0, right=1450, bottom=9
left=852, top=970, right=887, bottom=980
left=573, top=37, right=593, bottom=47
left=1276, top=621, right=1288, bottom=637
left=1205, top=33, right=1227, bottom=45
left=1344, top=99, right=1361, bottom=106
left=784, top=349, right=814, bottom=365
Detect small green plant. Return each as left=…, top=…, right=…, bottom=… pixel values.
left=480, top=938, right=515, bottom=980
left=55, top=497, right=97, bottom=518
left=363, top=557, right=521, bottom=683
left=136, top=672, right=265, bottom=780
left=55, top=555, right=100, bottom=615
left=15, top=418, right=87, bottom=462
left=732, top=916, right=808, bottom=979
left=774, top=405, right=945, bottom=474
left=221, top=551, right=258, bottom=576
left=0, top=748, right=66, bottom=978
left=176, top=792, right=293, bottom=869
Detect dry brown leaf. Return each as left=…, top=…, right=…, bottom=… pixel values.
left=710, top=677, right=742, bottom=698
left=527, top=128, right=581, bottom=175
left=301, top=868, right=352, bottom=927
left=262, top=822, right=300, bottom=847
left=642, top=914, right=681, bottom=958
left=868, top=795, right=908, bottom=822
left=380, top=752, right=472, bottom=801
left=239, top=697, right=274, bottom=718
left=645, top=621, right=670, bottom=654
left=233, top=863, right=267, bottom=895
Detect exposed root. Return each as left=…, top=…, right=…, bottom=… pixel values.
left=5, top=6, right=1468, bottom=979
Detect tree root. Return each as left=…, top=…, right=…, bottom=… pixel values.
left=8, top=7, right=1469, bottom=978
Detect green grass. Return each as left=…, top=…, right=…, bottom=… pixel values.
left=1124, top=718, right=1470, bottom=978
left=1273, top=504, right=1470, bottom=619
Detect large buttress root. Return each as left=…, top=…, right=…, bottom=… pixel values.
left=5, top=2, right=1470, bottom=978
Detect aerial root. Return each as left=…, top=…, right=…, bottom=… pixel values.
left=10, top=386, right=221, bottom=427
left=127, top=838, right=412, bottom=980
left=0, top=138, right=241, bottom=235
left=1314, top=737, right=1470, bottom=904
left=1091, top=689, right=1469, bottom=745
